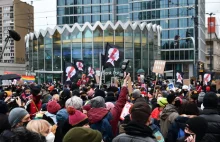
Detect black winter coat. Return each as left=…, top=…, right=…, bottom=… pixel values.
left=200, top=109, right=220, bottom=142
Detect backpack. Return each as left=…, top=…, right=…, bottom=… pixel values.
left=90, top=112, right=113, bottom=142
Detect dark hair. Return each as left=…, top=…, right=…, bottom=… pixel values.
left=167, top=94, right=176, bottom=104
left=203, top=92, right=218, bottom=108
left=11, top=127, right=46, bottom=142
left=131, top=102, right=151, bottom=124
left=179, top=102, right=199, bottom=115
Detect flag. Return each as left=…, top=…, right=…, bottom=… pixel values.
left=204, top=73, right=211, bottom=85
left=176, top=72, right=183, bottom=83
left=63, top=62, right=76, bottom=82
left=88, top=67, right=95, bottom=77
left=74, top=60, right=84, bottom=71
left=102, top=43, right=121, bottom=69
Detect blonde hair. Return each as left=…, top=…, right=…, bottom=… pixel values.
left=26, top=120, right=51, bottom=136
left=52, top=94, right=60, bottom=102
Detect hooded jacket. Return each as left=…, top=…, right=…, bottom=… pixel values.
left=113, top=121, right=156, bottom=142
left=88, top=107, right=113, bottom=142
left=160, top=104, right=179, bottom=138
left=200, top=108, right=220, bottom=142
left=167, top=115, right=196, bottom=142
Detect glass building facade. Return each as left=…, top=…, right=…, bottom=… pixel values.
left=25, top=21, right=161, bottom=83
left=56, top=0, right=206, bottom=79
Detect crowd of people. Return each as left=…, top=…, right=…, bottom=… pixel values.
left=0, top=73, right=220, bottom=142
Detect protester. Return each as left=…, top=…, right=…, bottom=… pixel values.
left=185, top=117, right=208, bottom=142
left=113, top=102, right=156, bottom=142
left=200, top=92, right=220, bottom=142
left=0, top=100, right=10, bottom=133
left=26, top=120, right=55, bottom=142
left=63, top=127, right=102, bottom=142
left=160, top=94, right=179, bottom=140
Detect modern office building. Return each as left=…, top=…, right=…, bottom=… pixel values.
left=25, top=21, right=162, bottom=83
left=57, top=0, right=206, bottom=79
left=0, top=0, right=34, bottom=64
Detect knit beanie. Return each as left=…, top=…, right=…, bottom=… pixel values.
left=203, top=92, right=218, bottom=108
left=8, top=107, right=28, bottom=127
left=56, top=108, right=68, bottom=125
left=186, top=117, right=208, bottom=141
left=132, top=89, right=141, bottom=100
left=0, top=100, right=8, bottom=114
left=157, top=97, right=168, bottom=107
left=130, top=102, right=151, bottom=124
left=63, top=127, right=102, bottom=142
left=206, top=86, right=211, bottom=92
left=67, top=107, right=88, bottom=126
left=47, top=100, right=61, bottom=114
left=90, top=96, right=106, bottom=108
left=4, top=91, right=12, bottom=97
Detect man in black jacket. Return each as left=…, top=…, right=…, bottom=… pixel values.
left=113, top=102, right=156, bottom=142
left=200, top=92, right=220, bottom=142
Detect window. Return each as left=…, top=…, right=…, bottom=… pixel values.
left=84, top=15, right=91, bottom=23
left=57, top=7, right=64, bottom=16
left=92, top=6, right=100, bottom=13
left=117, top=0, right=128, bottom=4
left=57, top=0, right=65, bottom=6
left=3, top=7, right=10, bottom=11
left=102, top=5, right=110, bottom=13
left=3, top=13, right=9, bottom=17
left=92, top=15, right=100, bottom=23
left=83, top=6, right=91, bottom=14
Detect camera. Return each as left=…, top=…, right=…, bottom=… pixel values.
left=119, top=59, right=130, bottom=78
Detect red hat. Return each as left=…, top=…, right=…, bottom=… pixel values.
left=206, top=86, right=211, bottom=92
left=68, top=107, right=88, bottom=126
left=82, top=104, right=91, bottom=112
left=48, top=85, right=54, bottom=91
left=47, top=100, right=61, bottom=114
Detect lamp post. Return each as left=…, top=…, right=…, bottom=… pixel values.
left=206, top=12, right=215, bottom=72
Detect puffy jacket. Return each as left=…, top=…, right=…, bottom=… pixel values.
left=160, top=104, right=179, bottom=139
left=113, top=121, right=156, bottom=142
left=200, top=108, right=220, bottom=142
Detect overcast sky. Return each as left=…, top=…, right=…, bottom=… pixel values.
left=21, top=0, right=56, bottom=31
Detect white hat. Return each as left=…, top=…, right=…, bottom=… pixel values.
left=182, top=85, right=189, bottom=90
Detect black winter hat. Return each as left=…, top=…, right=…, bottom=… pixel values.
left=30, top=85, right=41, bottom=96
left=203, top=92, right=218, bottom=108
left=94, top=89, right=106, bottom=98
left=186, top=117, right=208, bottom=141
left=131, top=102, right=151, bottom=124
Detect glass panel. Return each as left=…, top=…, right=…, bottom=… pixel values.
left=93, top=0, right=100, bottom=4
left=92, top=6, right=100, bottom=14
left=101, top=14, right=109, bottom=22
left=72, top=28, right=82, bottom=60
left=180, top=51, right=184, bottom=60
left=82, top=27, right=92, bottom=69
left=62, top=29, right=71, bottom=62
left=165, top=51, right=169, bottom=60
left=38, top=35, right=44, bottom=70
left=142, top=27, right=148, bottom=74
left=115, top=24, right=124, bottom=69
left=125, top=26, right=133, bottom=77
left=93, top=26, right=103, bottom=69
left=134, top=27, right=141, bottom=74
left=84, top=0, right=91, bottom=4
left=57, top=0, right=65, bottom=6
left=33, top=36, right=38, bottom=70
left=45, top=33, right=52, bottom=71
left=92, top=15, right=100, bottom=23
left=57, top=7, right=64, bottom=16
left=84, top=15, right=91, bottom=23
left=101, top=5, right=109, bottom=13
left=117, top=0, right=128, bottom=4
left=83, top=6, right=91, bottom=14
left=53, top=31, right=61, bottom=71
left=161, top=51, right=166, bottom=60
left=175, top=51, right=179, bottom=60
left=66, top=0, right=73, bottom=5
left=170, top=51, right=174, bottom=60
left=185, top=50, right=189, bottom=60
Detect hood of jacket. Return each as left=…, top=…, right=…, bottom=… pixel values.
left=160, top=104, right=177, bottom=120
left=124, top=120, right=155, bottom=138
left=87, top=107, right=109, bottom=124
left=202, top=108, right=218, bottom=115
left=174, top=116, right=190, bottom=130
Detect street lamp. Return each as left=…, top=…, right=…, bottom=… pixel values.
left=206, top=12, right=215, bottom=72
